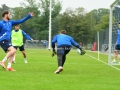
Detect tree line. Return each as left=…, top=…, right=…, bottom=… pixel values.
left=0, top=0, right=110, bottom=44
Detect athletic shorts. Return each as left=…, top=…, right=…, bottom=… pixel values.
left=115, top=44, right=120, bottom=50
left=13, top=45, right=25, bottom=51
left=57, top=45, right=71, bottom=54
left=0, top=40, right=12, bottom=52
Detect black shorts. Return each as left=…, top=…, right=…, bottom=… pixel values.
left=57, top=45, right=71, bottom=55
left=115, top=45, right=120, bottom=50
left=13, top=45, right=25, bottom=51
left=0, top=40, right=12, bottom=52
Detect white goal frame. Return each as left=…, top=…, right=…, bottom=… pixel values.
left=108, top=0, right=120, bottom=65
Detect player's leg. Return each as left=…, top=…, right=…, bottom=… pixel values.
left=112, top=45, right=119, bottom=63
left=5, top=46, right=16, bottom=71
left=57, top=54, right=63, bottom=67
left=62, top=49, right=71, bottom=66
left=21, top=50, right=27, bottom=63
left=12, top=53, right=16, bottom=63
left=19, top=45, right=27, bottom=63
left=54, top=48, right=64, bottom=74
left=2, top=46, right=16, bottom=62
left=6, top=53, right=16, bottom=71
left=112, top=50, right=118, bottom=63
left=12, top=46, right=18, bottom=63
left=0, top=40, right=16, bottom=69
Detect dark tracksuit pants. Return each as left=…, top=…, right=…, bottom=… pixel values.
left=57, top=45, right=71, bottom=67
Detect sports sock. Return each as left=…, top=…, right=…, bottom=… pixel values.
left=7, top=63, right=11, bottom=68
left=24, top=58, right=28, bottom=63
left=2, top=57, right=7, bottom=62
left=113, top=59, right=116, bottom=61
left=24, top=58, right=27, bottom=60
left=59, top=66, right=63, bottom=69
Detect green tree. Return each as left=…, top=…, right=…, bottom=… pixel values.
left=12, top=0, right=62, bottom=40
left=90, top=8, right=109, bottom=32
left=0, top=4, right=10, bottom=19
left=57, top=7, right=95, bottom=44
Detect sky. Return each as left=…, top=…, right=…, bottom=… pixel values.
left=0, top=0, right=116, bottom=12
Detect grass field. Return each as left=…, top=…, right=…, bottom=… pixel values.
left=0, top=48, right=120, bottom=90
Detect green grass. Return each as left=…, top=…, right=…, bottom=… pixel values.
left=0, top=48, right=120, bottom=90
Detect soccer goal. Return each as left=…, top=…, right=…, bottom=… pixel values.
left=108, top=0, right=120, bottom=65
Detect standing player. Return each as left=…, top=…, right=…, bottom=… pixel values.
left=112, top=22, right=120, bottom=63
left=0, top=10, right=34, bottom=71
left=79, top=42, right=83, bottom=47
left=52, top=30, right=86, bottom=74
left=11, top=24, right=34, bottom=63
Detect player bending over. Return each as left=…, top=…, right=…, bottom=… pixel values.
left=52, top=30, right=86, bottom=74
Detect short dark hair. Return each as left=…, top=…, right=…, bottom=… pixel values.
left=60, top=30, right=66, bottom=34
left=14, top=24, right=20, bottom=26
left=118, top=22, right=120, bottom=24
left=2, top=10, right=9, bottom=17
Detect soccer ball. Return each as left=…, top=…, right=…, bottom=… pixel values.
left=77, top=49, right=81, bottom=55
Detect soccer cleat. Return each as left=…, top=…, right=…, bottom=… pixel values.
left=6, top=67, right=16, bottom=71
left=54, top=67, right=63, bottom=74
left=111, top=60, right=116, bottom=63
left=24, top=60, right=28, bottom=63
left=0, top=61, right=6, bottom=69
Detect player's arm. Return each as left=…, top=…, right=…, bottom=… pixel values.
left=11, top=12, right=34, bottom=26
left=70, top=37, right=86, bottom=55
left=0, top=23, right=2, bottom=33
left=52, top=35, right=57, bottom=50
left=116, top=40, right=118, bottom=45
left=70, top=37, right=80, bottom=49
left=22, top=30, right=33, bottom=41
left=51, top=35, right=57, bottom=57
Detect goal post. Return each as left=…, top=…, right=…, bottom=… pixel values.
left=108, top=0, right=120, bottom=65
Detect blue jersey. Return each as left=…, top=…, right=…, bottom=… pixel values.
left=0, top=14, right=32, bottom=41
left=117, top=29, right=120, bottom=44
left=22, top=30, right=32, bottom=40
left=52, top=34, right=79, bottom=47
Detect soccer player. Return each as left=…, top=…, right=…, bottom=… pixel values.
left=0, top=10, right=34, bottom=71
left=11, top=24, right=34, bottom=63
left=79, top=42, right=83, bottom=48
left=52, top=30, right=85, bottom=74
left=112, top=22, right=120, bottom=63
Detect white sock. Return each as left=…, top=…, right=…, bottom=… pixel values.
left=24, top=58, right=28, bottom=63
left=2, top=57, right=7, bottom=62
left=7, top=63, right=11, bottom=68
left=24, top=58, right=27, bottom=60
left=13, top=56, right=15, bottom=61
left=59, top=66, right=62, bottom=68
left=113, top=59, right=116, bottom=61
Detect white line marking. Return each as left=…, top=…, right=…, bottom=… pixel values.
left=15, top=61, right=107, bottom=65
left=86, top=54, right=120, bottom=71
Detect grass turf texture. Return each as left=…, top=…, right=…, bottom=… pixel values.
left=0, top=48, right=120, bottom=90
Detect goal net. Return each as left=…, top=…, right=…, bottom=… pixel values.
left=109, top=0, right=120, bottom=65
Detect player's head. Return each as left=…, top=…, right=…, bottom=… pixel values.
left=2, top=10, right=11, bottom=20
left=60, top=30, right=66, bottom=34
left=118, top=22, right=120, bottom=28
left=14, top=24, right=20, bottom=30
left=79, top=42, right=82, bottom=45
